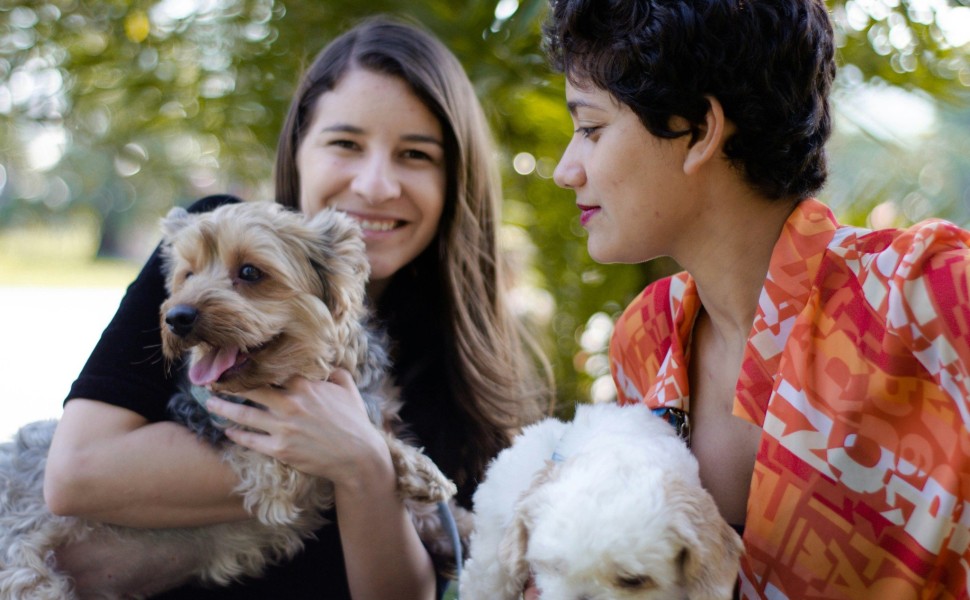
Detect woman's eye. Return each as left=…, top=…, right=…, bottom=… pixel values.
left=402, top=148, right=439, bottom=163
left=403, top=149, right=427, bottom=160
left=576, top=126, right=600, bottom=139
left=238, top=264, right=262, bottom=282
left=329, top=139, right=359, bottom=150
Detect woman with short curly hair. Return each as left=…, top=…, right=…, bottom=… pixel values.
left=540, top=1, right=970, bottom=598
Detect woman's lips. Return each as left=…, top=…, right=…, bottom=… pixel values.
left=577, top=204, right=601, bottom=227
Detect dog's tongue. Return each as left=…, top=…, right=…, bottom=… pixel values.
left=189, top=347, right=240, bottom=387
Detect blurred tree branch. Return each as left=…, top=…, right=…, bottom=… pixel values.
left=1, top=0, right=968, bottom=409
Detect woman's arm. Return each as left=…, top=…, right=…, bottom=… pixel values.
left=333, top=429, right=437, bottom=600
left=208, top=369, right=437, bottom=600
left=44, top=398, right=249, bottom=527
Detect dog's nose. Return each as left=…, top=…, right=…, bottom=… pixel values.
left=165, top=304, right=198, bottom=337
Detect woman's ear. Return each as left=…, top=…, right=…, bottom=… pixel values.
left=683, top=96, right=731, bottom=176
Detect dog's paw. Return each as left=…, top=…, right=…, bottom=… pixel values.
left=404, top=468, right=457, bottom=504
left=386, top=437, right=456, bottom=503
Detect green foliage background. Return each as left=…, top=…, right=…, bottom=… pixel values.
left=2, top=0, right=969, bottom=413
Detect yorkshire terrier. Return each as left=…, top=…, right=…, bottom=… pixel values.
left=0, top=201, right=464, bottom=599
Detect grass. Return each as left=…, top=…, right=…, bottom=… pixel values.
left=0, top=222, right=140, bottom=287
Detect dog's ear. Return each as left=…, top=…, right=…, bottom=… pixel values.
left=302, top=209, right=370, bottom=322
left=160, top=206, right=193, bottom=242
left=668, top=479, right=743, bottom=600
left=159, top=207, right=196, bottom=285
left=497, top=461, right=559, bottom=596
left=498, top=502, right=533, bottom=592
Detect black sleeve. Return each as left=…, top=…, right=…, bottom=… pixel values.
left=65, top=195, right=242, bottom=422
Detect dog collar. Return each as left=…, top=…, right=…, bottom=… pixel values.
left=550, top=405, right=691, bottom=464
left=550, top=432, right=568, bottom=463
left=651, top=406, right=691, bottom=447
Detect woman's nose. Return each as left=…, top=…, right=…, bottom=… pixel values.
left=350, top=154, right=401, bottom=204
left=552, top=142, right=586, bottom=189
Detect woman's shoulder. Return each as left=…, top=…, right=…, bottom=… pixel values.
left=829, top=217, right=970, bottom=278
left=825, top=217, right=970, bottom=373
left=826, top=217, right=969, bottom=314
left=185, top=194, right=243, bottom=214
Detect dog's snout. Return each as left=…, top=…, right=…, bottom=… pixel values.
left=165, top=304, right=199, bottom=337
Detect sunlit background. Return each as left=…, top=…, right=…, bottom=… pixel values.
left=2, top=0, right=970, bottom=441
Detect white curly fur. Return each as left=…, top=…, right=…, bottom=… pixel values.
left=0, top=201, right=464, bottom=599
left=460, top=402, right=744, bottom=600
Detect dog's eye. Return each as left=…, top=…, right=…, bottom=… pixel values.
left=615, top=574, right=655, bottom=590
left=238, top=264, right=263, bottom=282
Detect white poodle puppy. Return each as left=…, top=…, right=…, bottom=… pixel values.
left=460, top=402, right=743, bottom=600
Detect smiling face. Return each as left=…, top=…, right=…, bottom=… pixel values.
left=296, top=68, right=447, bottom=287
left=553, top=80, right=695, bottom=265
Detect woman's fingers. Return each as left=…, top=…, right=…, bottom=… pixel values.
left=327, top=368, right=355, bottom=388
left=205, top=395, right=270, bottom=434
left=221, top=424, right=274, bottom=455
left=203, top=372, right=383, bottom=482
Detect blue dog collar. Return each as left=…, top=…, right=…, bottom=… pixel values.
left=651, top=406, right=691, bottom=447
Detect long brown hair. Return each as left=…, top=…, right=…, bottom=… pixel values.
left=274, top=16, right=551, bottom=500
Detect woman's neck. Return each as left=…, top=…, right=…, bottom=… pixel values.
left=681, top=196, right=797, bottom=346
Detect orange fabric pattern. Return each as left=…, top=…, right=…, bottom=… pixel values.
left=610, top=199, right=970, bottom=599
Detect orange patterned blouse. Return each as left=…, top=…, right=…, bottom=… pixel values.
left=610, top=199, right=970, bottom=599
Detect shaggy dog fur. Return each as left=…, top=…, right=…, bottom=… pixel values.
left=0, top=201, right=464, bottom=599
left=459, top=402, right=743, bottom=600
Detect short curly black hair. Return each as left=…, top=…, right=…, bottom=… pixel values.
left=543, top=0, right=836, bottom=201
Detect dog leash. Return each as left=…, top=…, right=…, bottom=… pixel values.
left=438, top=500, right=463, bottom=596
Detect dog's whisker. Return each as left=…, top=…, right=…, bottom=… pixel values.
left=134, top=340, right=167, bottom=367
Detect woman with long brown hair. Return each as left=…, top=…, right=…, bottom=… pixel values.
left=44, top=16, right=550, bottom=600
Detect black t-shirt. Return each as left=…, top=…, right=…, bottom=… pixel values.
left=65, top=195, right=443, bottom=599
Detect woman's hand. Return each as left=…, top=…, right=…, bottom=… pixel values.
left=205, top=369, right=388, bottom=486
left=206, top=370, right=437, bottom=599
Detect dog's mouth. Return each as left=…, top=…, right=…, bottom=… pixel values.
left=188, top=336, right=279, bottom=387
